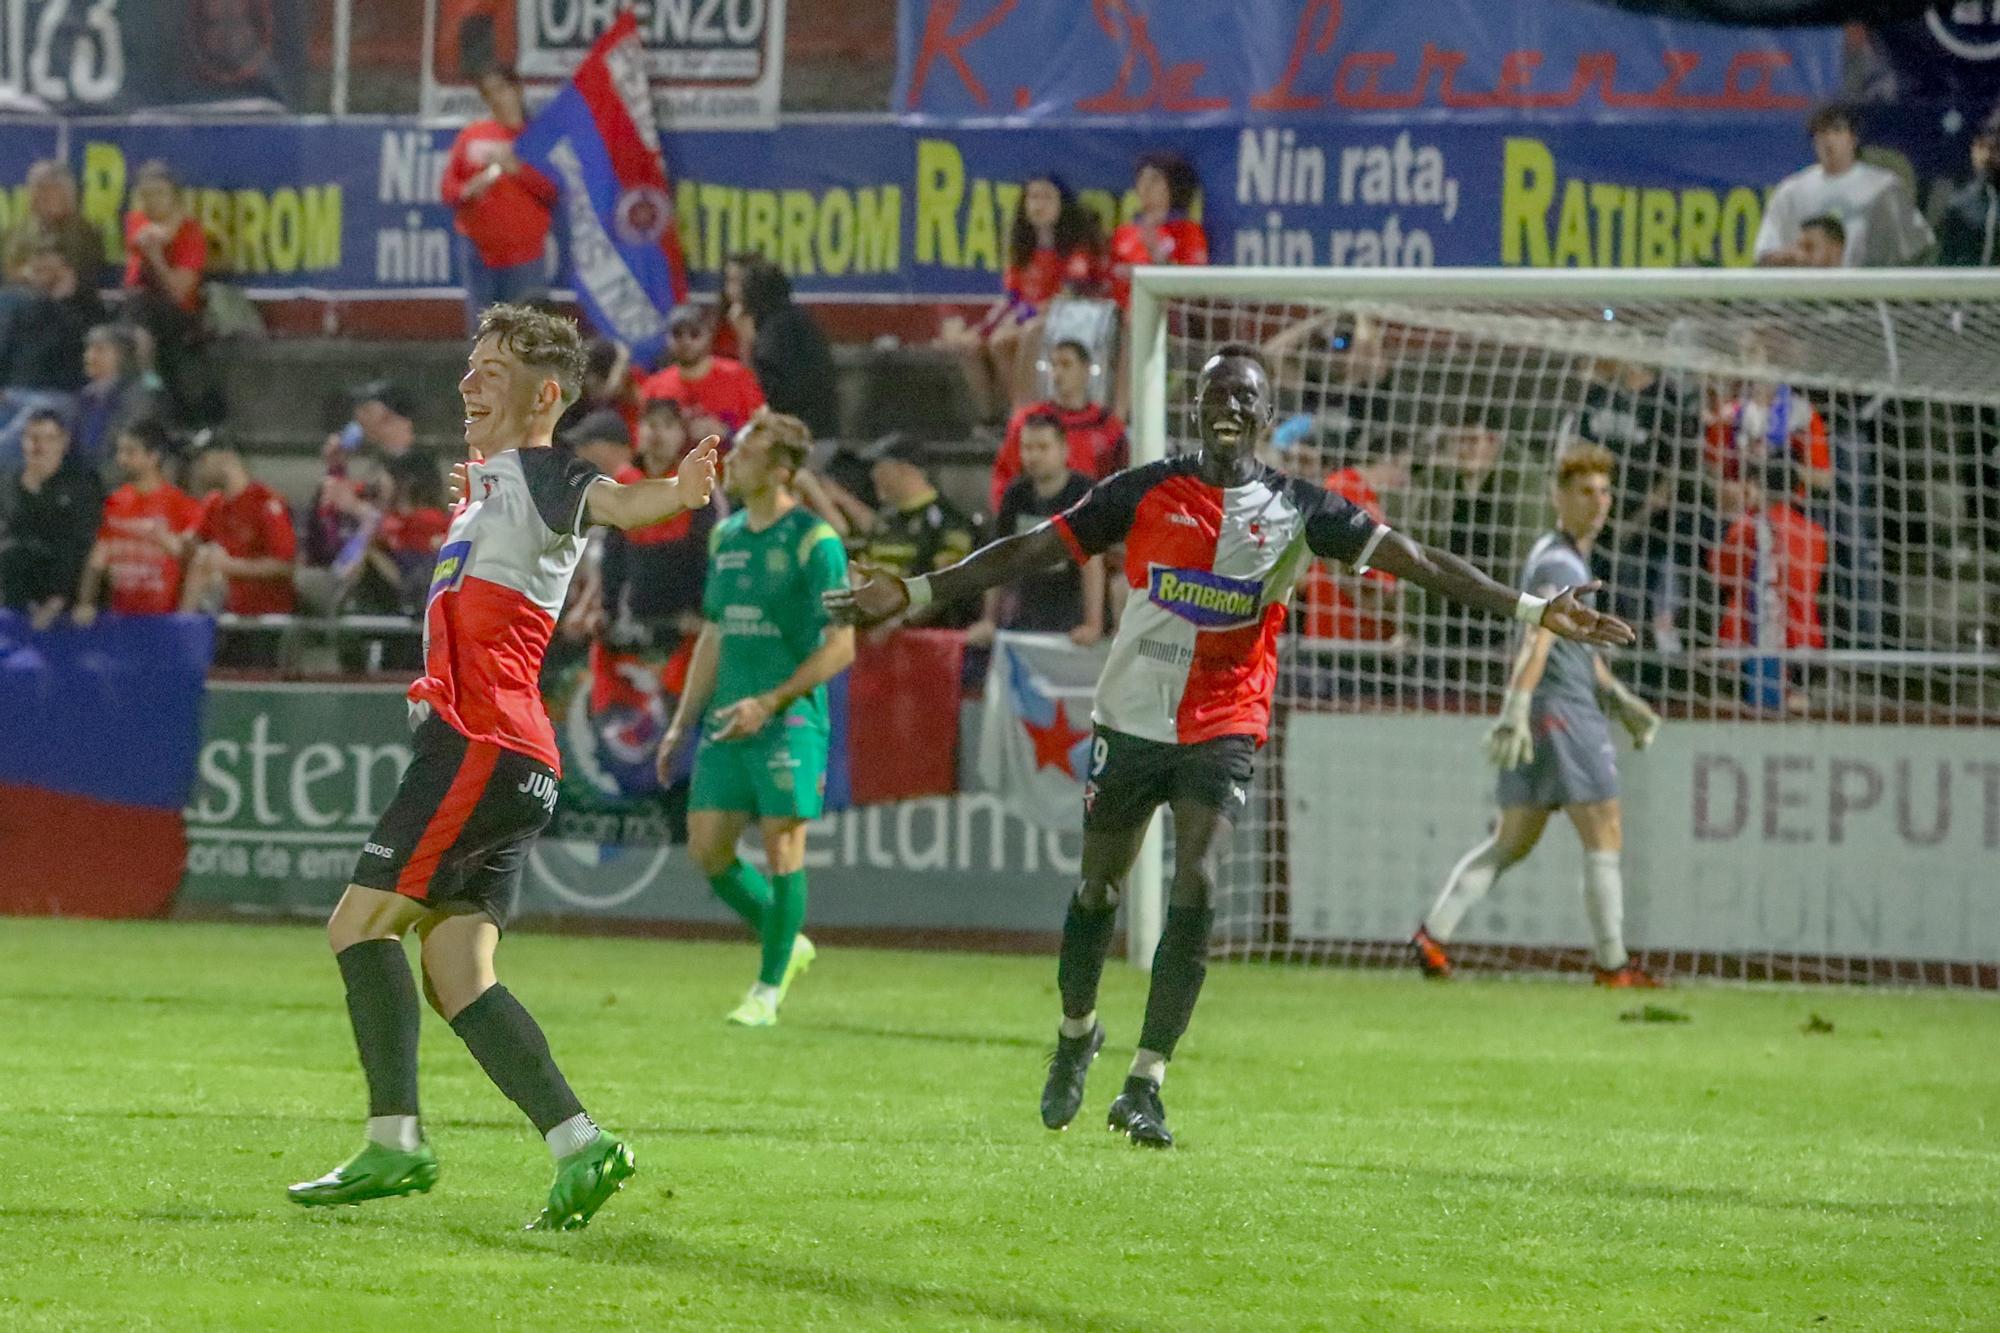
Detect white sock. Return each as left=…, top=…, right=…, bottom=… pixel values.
left=1129, top=1048, right=1166, bottom=1088
left=545, top=1112, right=599, bottom=1160
left=366, top=1114, right=420, bottom=1152
left=1424, top=835, right=1509, bottom=942
left=1584, top=850, right=1628, bottom=970
left=1059, top=1011, right=1097, bottom=1039
left=750, top=982, right=781, bottom=1006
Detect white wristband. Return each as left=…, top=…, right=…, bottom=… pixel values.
left=903, top=575, right=934, bottom=609
left=1514, top=593, right=1548, bottom=625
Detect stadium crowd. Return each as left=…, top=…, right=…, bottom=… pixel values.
left=2, top=102, right=1998, bottom=696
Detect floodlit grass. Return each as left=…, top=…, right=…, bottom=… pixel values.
left=0, top=918, right=1993, bottom=1330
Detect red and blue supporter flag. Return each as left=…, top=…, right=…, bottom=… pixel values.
left=515, top=11, right=688, bottom=368
left=0, top=612, right=214, bottom=917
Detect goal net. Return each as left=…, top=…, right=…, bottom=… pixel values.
left=1127, top=268, right=2000, bottom=989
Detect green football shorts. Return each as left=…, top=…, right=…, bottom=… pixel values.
left=689, top=717, right=830, bottom=820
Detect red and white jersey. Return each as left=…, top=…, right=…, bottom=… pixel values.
left=1051, top=456, right=1385, bottom=745
left=408, top=446, right=605, bottom=772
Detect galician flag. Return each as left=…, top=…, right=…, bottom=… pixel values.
left=514, top=10, right=688, bottom=368
left=975, top=632, right=1107, bottom=832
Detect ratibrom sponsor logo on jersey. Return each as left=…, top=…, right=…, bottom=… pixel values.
left=427, top=539, right=472, bottom=605
left=1147, top=565, right=1264, bottom=629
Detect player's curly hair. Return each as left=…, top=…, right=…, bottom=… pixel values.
left=749, top=408, right=812, bottom=475
left=1555, top=442, right=1616, bottom=490
left=474, top=303, right=588, bottom=409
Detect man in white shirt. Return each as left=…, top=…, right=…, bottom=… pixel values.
left=1755, top=105, right=1933, bottom=267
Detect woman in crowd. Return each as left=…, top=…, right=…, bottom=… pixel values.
left=714, top=251, right=760, bottom=363
left=941, top=174, right=1107, bottom=423
left=742, top=259, right=838, bottom=441
left=1108, top=150, right=1207, bottom=310
left=74, top=324, right=159, bottom=470
left=123, top=160, right=223, bottom=428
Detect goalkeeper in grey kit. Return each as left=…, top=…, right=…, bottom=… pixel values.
left=1411, top=444, right=1664, bottom=987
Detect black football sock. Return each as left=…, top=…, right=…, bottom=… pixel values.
left=1057, top=895, right=1118, bottom=1022
left=1137, top=905, right=1215, bottom=1061
left=335, top=939, right=421, bottom=1119
left=447, top=984, right=585, bottom=1136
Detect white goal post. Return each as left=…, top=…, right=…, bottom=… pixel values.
left=1125, top=266, right=2000, bottom=986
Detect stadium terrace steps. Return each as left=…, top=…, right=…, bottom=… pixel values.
left=215, top=336, right=995, bottom=518
left=215, top=338, right=981, bottom=453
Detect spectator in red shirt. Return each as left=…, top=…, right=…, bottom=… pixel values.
left=440, top=67, right=556, bottom=333
left=640, top=305, right=765, bottom=442
left=179, top=440, right=298, bottom=615
left=1711, top=474, right=1828, bottom=653
left=307, top=379, right=425, bottom=570
left=1705, top=327, right=1832, bottom=503
left=967, top=411, right=1105, bottom=648
left=1706, top=381, right=1831, bottom=502
left=550, top=409, right=636, bottom=642
left=941, top=174, right=1107, bottom=423
left=354, top=453, right=452, bottom=618
left=1108, top=151, right=1208, bottom=310
left=989, top=338, right=1128, bottom=512
left=123, top=160, right=223, bottom=428
left=601, top=400, right=716, bottom=655
left=558, top=337, right=647, bottom=445
left=1299, top=445, right=1411, bottom=642
left=73, top=420, right=204, bottom=622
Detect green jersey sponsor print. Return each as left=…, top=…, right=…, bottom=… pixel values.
left=703, top=507, right=849, bottom=733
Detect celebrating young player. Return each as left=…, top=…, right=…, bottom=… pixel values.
left=288, top=305, right=717, bottom=1229
left=1411, top=445, right=1663, bottom=987
left=826, top=345, right=1633, bottom=1147
left=658, top=411, right=855, bottom=1027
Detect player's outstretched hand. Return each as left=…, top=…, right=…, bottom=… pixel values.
left=822, top=563, right=909, bottom=628
left=674, top=435, right=720, bottom=510
left=1540, top=582, right=1635, bottom=647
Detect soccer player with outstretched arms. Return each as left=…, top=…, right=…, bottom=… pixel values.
left=1411, top=444, right=1663, bottom=987
left=657, top=410, right=855, bottom=1027
left=288, top=304, right=717, bottom=1230
left=826, top=344, right=1633, bottom=1147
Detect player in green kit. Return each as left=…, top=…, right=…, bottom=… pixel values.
left=659, top=411, right=855, bottom=1026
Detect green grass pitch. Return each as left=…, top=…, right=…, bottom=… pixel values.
left=0, top=918, right=1993, bottom=1331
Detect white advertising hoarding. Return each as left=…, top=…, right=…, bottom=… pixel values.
left=1284, top=714, right=1999, bottom=965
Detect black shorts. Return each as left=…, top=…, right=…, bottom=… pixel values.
left=1082, top=725, right=1255, bottom=834
left=351, top=715, right=557, bottom=929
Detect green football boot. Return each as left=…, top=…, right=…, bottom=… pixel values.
left=525, top=1133, right=637, bottom=1232
left=288, top=1139, right=440, bottom=1207
left=777, top=933, right=816, bottom=1003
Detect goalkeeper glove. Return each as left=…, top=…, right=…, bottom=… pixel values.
left=1602, top=679, right=1662, bottom=751
left=1485, top=691, right=1534, bottom=770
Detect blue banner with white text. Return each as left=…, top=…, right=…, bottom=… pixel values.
left=13, top=112, right=1968, bottom=315
left=893, top=0, right=1844, bottom=125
